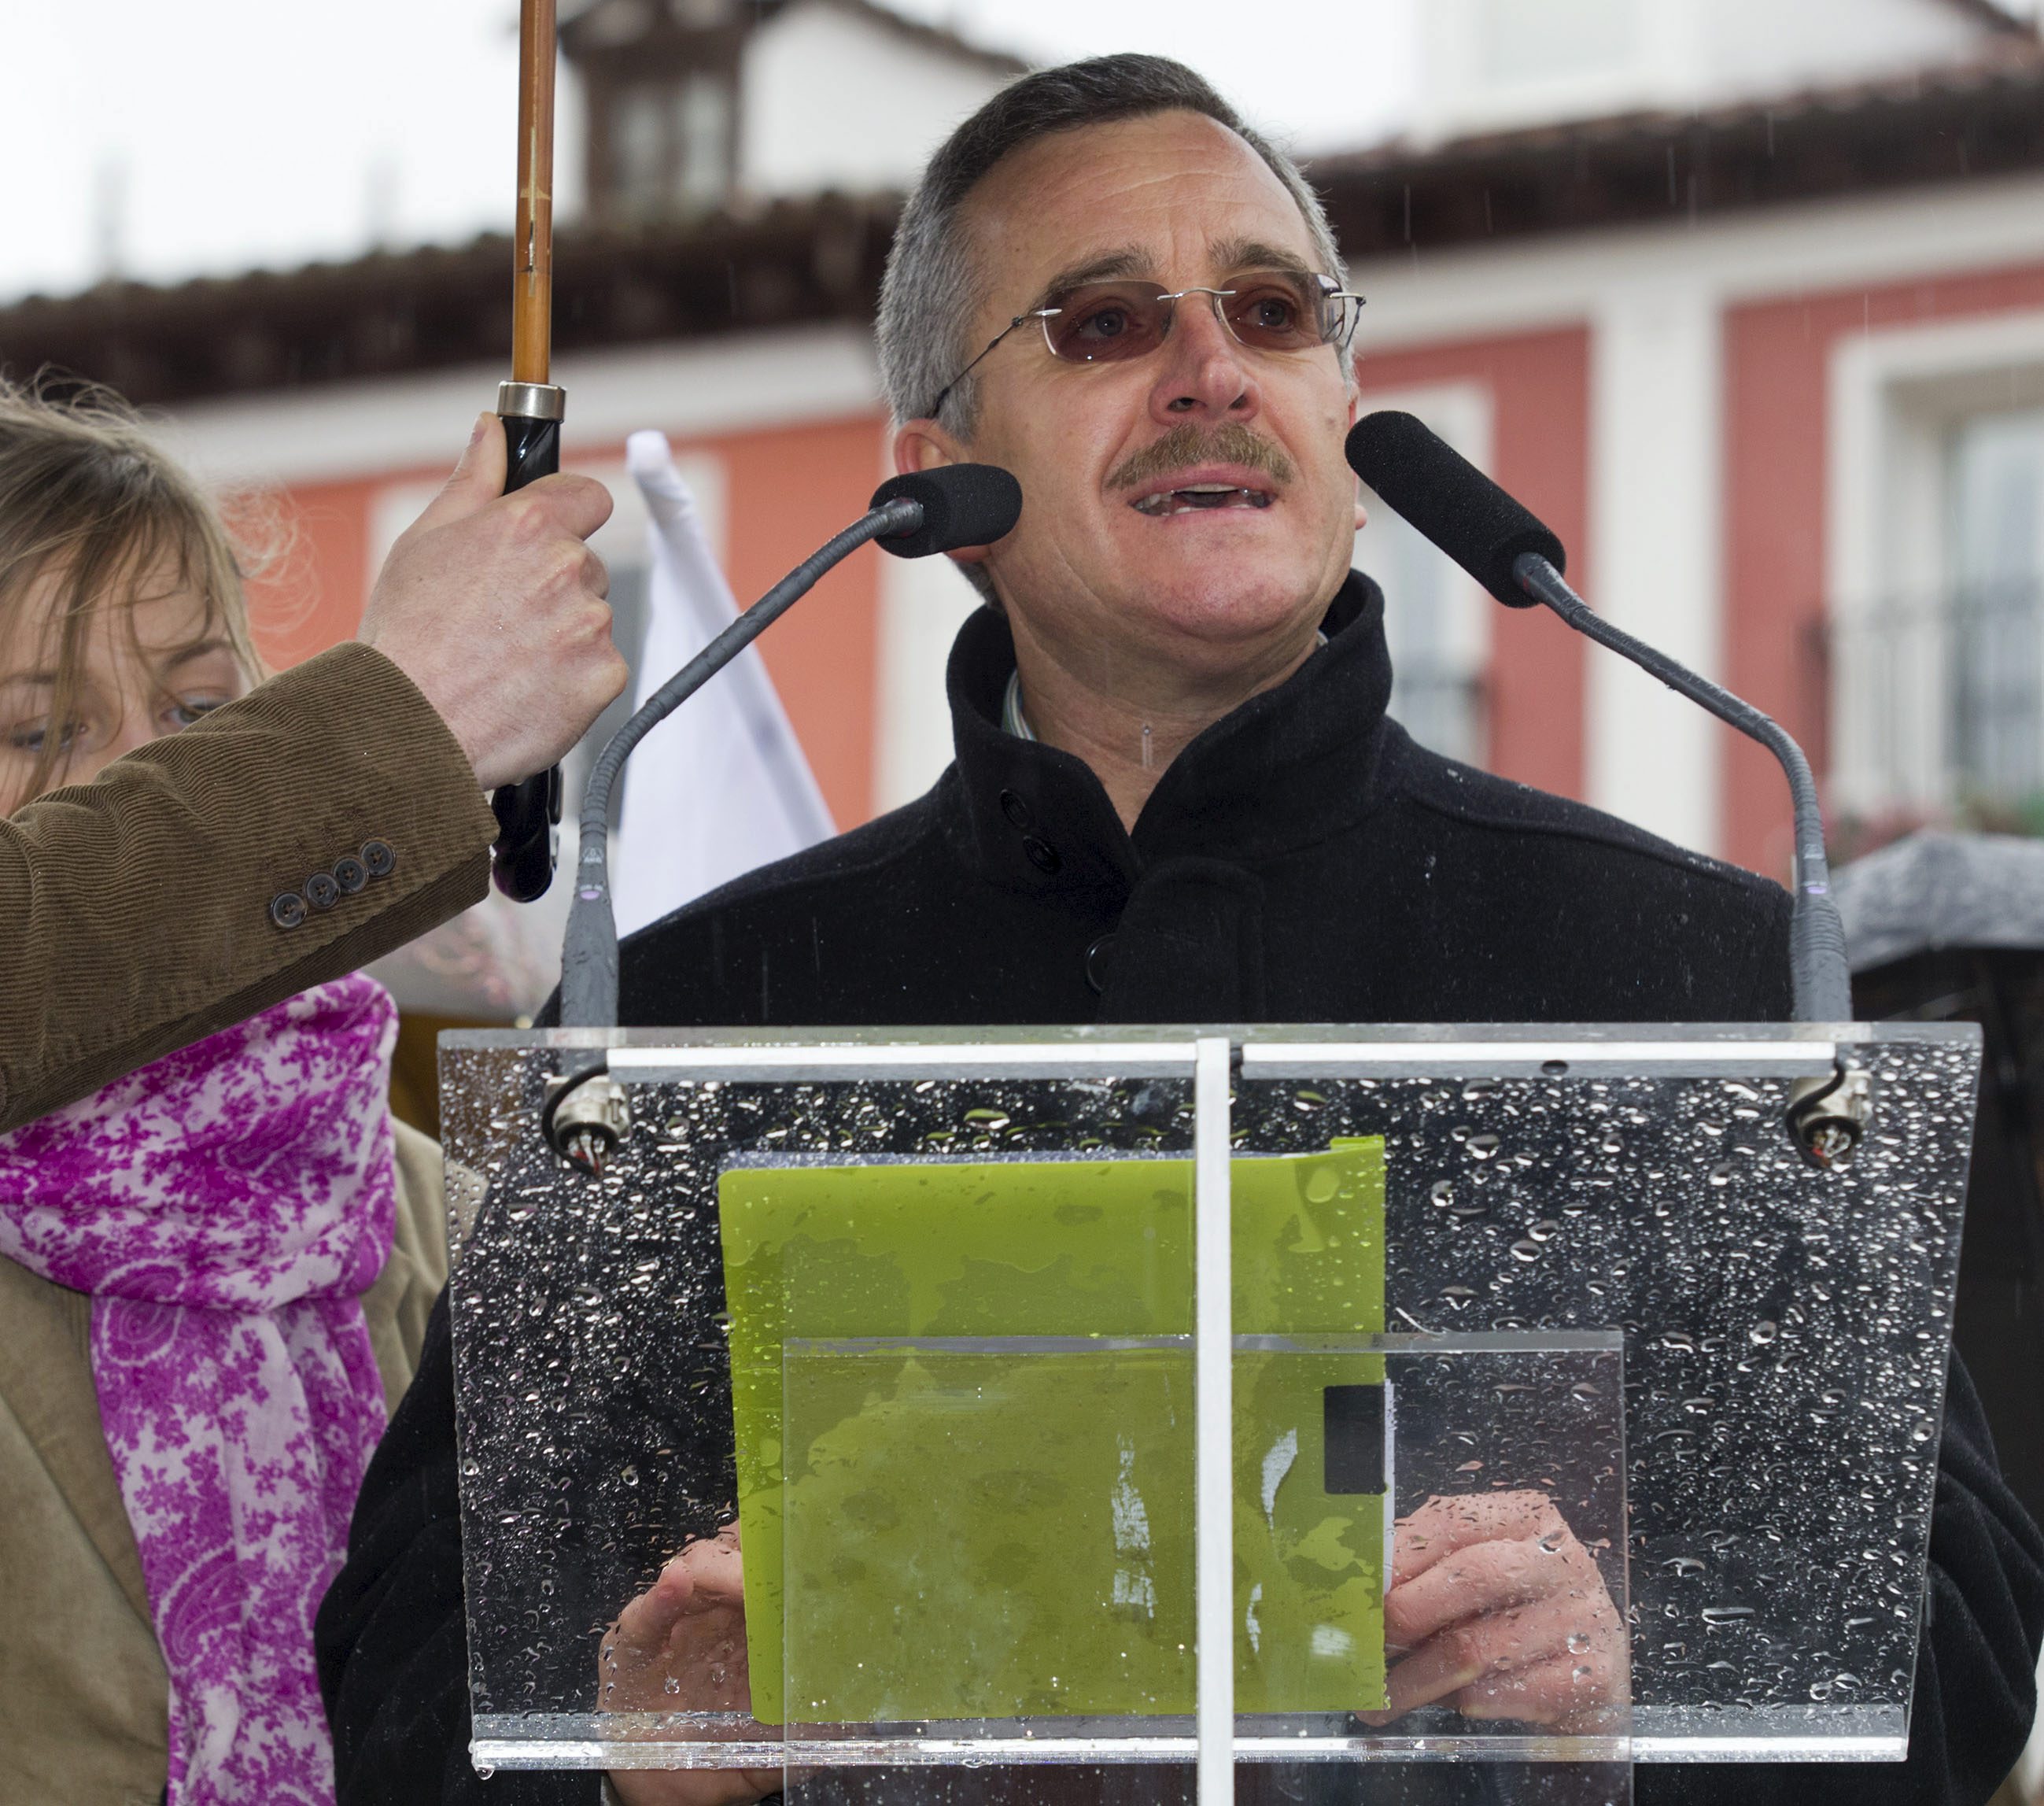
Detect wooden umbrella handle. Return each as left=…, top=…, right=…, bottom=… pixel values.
left=511, top=0, right=555, bottom=387
left=490, top=0, right=569, bottom=903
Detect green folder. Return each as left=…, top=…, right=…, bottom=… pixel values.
left=718, top=1141, right=1389, bottom=1724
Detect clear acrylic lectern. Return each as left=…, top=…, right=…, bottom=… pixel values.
left=441, top=1021, right=1979, bottom=1804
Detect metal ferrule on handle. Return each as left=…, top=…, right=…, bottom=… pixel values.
left=1511, top=552, right=1854, bottom=1025
left=556, top=497, right=923, bottom=1032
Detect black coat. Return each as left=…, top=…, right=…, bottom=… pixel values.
left=318, top=575, right=2044, bottom=1804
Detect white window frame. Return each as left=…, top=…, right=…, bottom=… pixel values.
left=1352, top=379, right=1496, bottom=770
left=1828, top=307, right=2044, bottom=817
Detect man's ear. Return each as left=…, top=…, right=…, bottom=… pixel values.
left=1342, top=393, right=1370, bottom=533
left=891, top=418, right=996, bottom=571
left=891, top=419, right=964, bottom=478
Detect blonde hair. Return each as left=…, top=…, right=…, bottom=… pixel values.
left=0, top=377, right=262, bottom=803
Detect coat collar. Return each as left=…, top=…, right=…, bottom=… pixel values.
left=943, top=571, right=1396, bottom=897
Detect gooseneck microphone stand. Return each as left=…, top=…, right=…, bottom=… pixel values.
left=490, top=0, right=566, bottom=902
left=1345, top=411, right=1867, bottom=1166
left=1507, top=554, right=1850, bottom=1023
left=543, top=464, right=1024, bottom=1172
left=554, top=500, right=921, bottom=1039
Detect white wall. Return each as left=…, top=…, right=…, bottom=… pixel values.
left=1346, top=172, right=2044, bottom=351
left=1697, top=0, right=1988, bottom=100
left=1586, top=274, right=1723, bottom=855
left=740, top=0, right=1010, bottom=198
left=160, top=323, right=880, bottom=486
left=1416, top=0, right=1998, bottom=142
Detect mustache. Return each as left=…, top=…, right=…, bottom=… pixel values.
left=1106, top=422, right=1296, bottom=493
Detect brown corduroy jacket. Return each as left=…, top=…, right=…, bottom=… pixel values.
left=0, top=1118, right=449, bottom=1806
left=0, top=641, right=499, bottom=1134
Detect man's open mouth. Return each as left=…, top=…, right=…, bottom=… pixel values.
left=1131, top=484, right=1276, bottom=517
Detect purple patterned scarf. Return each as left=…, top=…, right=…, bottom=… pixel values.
left=0, top=975, right=400, bottom=1806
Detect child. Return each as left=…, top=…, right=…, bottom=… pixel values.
left=0, top=382, right=445, bottom=1806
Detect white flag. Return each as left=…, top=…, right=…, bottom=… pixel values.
left=611, top=430, right=836, bottom=939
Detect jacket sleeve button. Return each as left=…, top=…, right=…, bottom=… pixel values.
left=1022, top=835, right=1062, bottom=875
left=332, top=854, right=368, bottom=895
left=270, top=892, right=307, bottom=930
left=304, top=870, right=341, bottom=910
left=360, top=839, right=397, bottom=878
left=1084, top=933, right=1116, bottom=994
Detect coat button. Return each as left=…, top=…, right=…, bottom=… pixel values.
left=304, top=870, right=341, bottom=910
left=270, top=892, right=306, bottom=930
left=1022, top=835, right=1061, bottom=875
left=332, top=854, right=368, bottom=895
left=1084, top=933, right=1116, bottom=994
left=998, top=789, right=1034, bottom=829
left=360, top=839, right=396, bottom=878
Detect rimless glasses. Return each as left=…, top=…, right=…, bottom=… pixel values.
left=926, top=270, right=1366, bottom=421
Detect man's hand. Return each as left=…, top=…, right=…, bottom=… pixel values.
left=1373, top=1491, right=1626, bottom=1728
left=599, top=1526, right=780, bottom=1806
left=358, top=413, right=626, bottom=792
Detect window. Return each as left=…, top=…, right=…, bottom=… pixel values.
left=611, top=85, right=673, bottom=220
left=607, top=73, right=733, bottom=220
left=1367, top=501, right=1488, bottom=766
left=1352, top=388, right=1492, bottom=769
left=676, top=74, right=732, bottom=214
left=1829, top=379, right=2044, bottom=823
left=1946, top=408, right=2044, bottom=805
left=1824, top=319, right=2044, bottom=829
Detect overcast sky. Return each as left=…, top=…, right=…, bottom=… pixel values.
left=1, top=0, right=1414, bottom=305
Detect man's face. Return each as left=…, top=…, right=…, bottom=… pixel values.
left=902, top=111, right=1363, bottom=678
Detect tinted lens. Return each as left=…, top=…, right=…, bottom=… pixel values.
left=1221, top=273, right=1328, bottom=350
left=1044, top=283, right=1171, bottom=364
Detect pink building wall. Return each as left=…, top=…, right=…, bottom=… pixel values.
left=1723, top=258, right=2044, bottom=874
left=249, top=411, right=894, bottom=833
left=244, top=256, right=2044, bottom=878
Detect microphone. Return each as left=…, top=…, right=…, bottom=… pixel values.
left=1345, top=410, right=1563, bottom=608
left=871, top=465, right=1023, bottom=560
left=1346, top=412, right=1865, bottom=1165
left=544, top=463, right=1024, bottom=1171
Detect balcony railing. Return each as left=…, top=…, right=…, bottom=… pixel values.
left=1389, top=657, right=1487, bottom=770
left=1821, top=577, right=2044, bottom=817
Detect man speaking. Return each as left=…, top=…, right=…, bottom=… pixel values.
left=320, top=55, right=2044, bottom=1806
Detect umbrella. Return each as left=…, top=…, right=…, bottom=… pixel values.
left=1834, top=829, right=2044, bottom=971
left=1836, top=829, right=2044, bottom=1532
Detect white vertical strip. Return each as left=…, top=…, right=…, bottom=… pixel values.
left=873, top=549, right=980, bottom=813
left=1827, top=331, right=1887, bottom=818
left=1587, top=275, right=1725, bottom=855
left=1193, top=1036, right=1234, bottom=1806
left=1382, top=1379, right=1398, bottom=1605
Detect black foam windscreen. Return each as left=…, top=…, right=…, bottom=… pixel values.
left=1345, top=411, right=1564, bottom=608
left=870, top=464, right=1023, bottom=558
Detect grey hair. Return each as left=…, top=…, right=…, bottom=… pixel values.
left=876, top=54, right=1349, bottom=440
